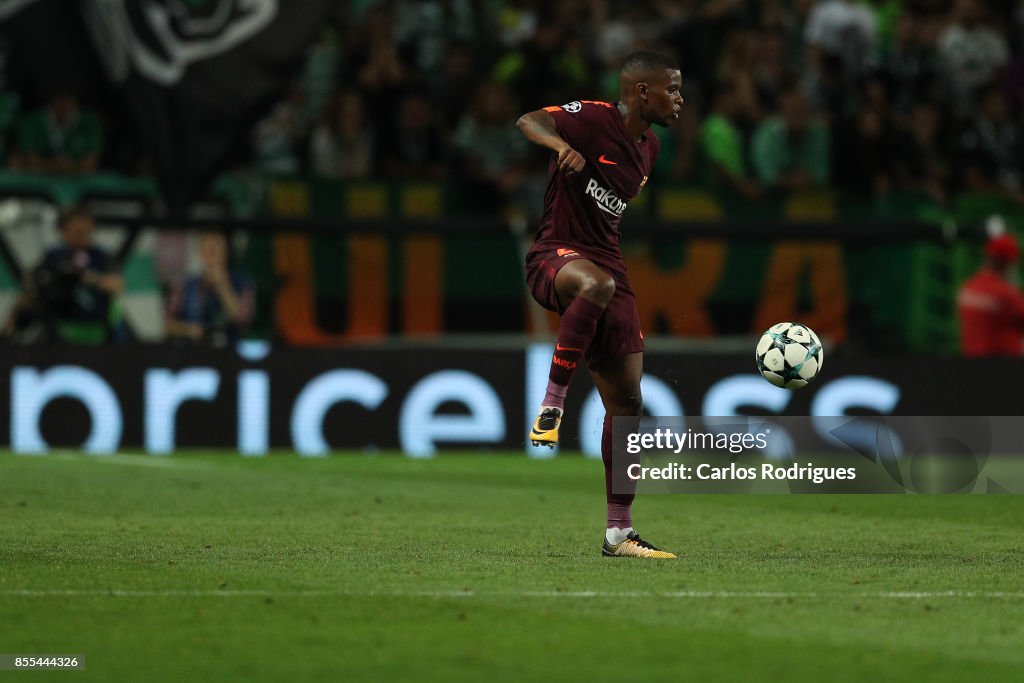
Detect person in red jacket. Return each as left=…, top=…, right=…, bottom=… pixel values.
left=957, top=233, right=1024, bottom=356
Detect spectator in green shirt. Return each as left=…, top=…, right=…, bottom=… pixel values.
left=699, top=80, right=762, bottom=200
left=751, top=86, right=830, bottom=192
left=13, top=92, right=103, bottom=174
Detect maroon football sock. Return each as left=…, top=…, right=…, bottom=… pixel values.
left=542, top=296, right=605, bottom=409
left=603, top=414, right=635, bottom=529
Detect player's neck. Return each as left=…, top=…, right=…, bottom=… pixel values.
left=616, top=101, right=649, bottom=142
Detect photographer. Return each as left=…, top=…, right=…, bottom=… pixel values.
left=6, top=207, right=123, bottom=343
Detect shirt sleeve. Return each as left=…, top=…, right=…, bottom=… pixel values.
left=701, top=117, right=743, bottom=176
left=541, top=101, right=612, bottom=152
left=1002, top=285, right=1024, bottom=326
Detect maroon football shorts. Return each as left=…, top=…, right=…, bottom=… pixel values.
left=525, top=246, right=644, bottom=368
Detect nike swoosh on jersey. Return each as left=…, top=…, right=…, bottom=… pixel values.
left=598, top=155, right=617, bottom=165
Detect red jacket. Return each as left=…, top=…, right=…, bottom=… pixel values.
left=957, top=268, right=1024, bottom=356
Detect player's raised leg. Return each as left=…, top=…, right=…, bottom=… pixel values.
left=590, top=352, right=676, bottom=558
left=530, top=259, right=615, bottom=448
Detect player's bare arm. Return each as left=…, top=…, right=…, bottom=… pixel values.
left=515, top=110, right=585, bottom=174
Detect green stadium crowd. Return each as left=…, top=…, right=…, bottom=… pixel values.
left=1, top=1, right=1023, bottom=216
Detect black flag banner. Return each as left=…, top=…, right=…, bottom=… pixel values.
left=2, top=0, right=334, bottom=213
left=0, top=0, right=43, bottom=21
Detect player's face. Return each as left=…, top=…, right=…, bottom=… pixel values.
left=644, top=69, right=684, bottom=127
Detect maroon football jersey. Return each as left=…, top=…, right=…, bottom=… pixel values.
left=529, top=100, right=659, bottom=273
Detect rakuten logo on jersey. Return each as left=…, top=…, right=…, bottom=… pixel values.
left=584, top=178, right=627, bottom=217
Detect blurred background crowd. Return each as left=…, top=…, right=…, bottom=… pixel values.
left=3, top=0, right=1024, bottom=211
left=1, top=0, right=1024, bottom=353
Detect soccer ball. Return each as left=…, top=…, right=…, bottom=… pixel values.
left=755, top=322, right=824, bottom=389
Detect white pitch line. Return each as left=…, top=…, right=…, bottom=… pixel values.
left=3, top=589, right=1023, bottom=599
left=41, top=453, right=213, bottom=470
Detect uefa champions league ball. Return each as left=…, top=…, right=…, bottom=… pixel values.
left=755, top=322, right=824, bottom=389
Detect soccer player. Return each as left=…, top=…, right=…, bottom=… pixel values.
left=516, top=51, right=683, bottom=559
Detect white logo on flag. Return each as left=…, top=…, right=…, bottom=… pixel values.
left=83, top=0, right=279, bottom=85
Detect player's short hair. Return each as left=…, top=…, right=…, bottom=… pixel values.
left=620, top=51, right=678, bottom=78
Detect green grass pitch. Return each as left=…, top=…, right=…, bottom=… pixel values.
left=1, top=451, right=1022, bottom=682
